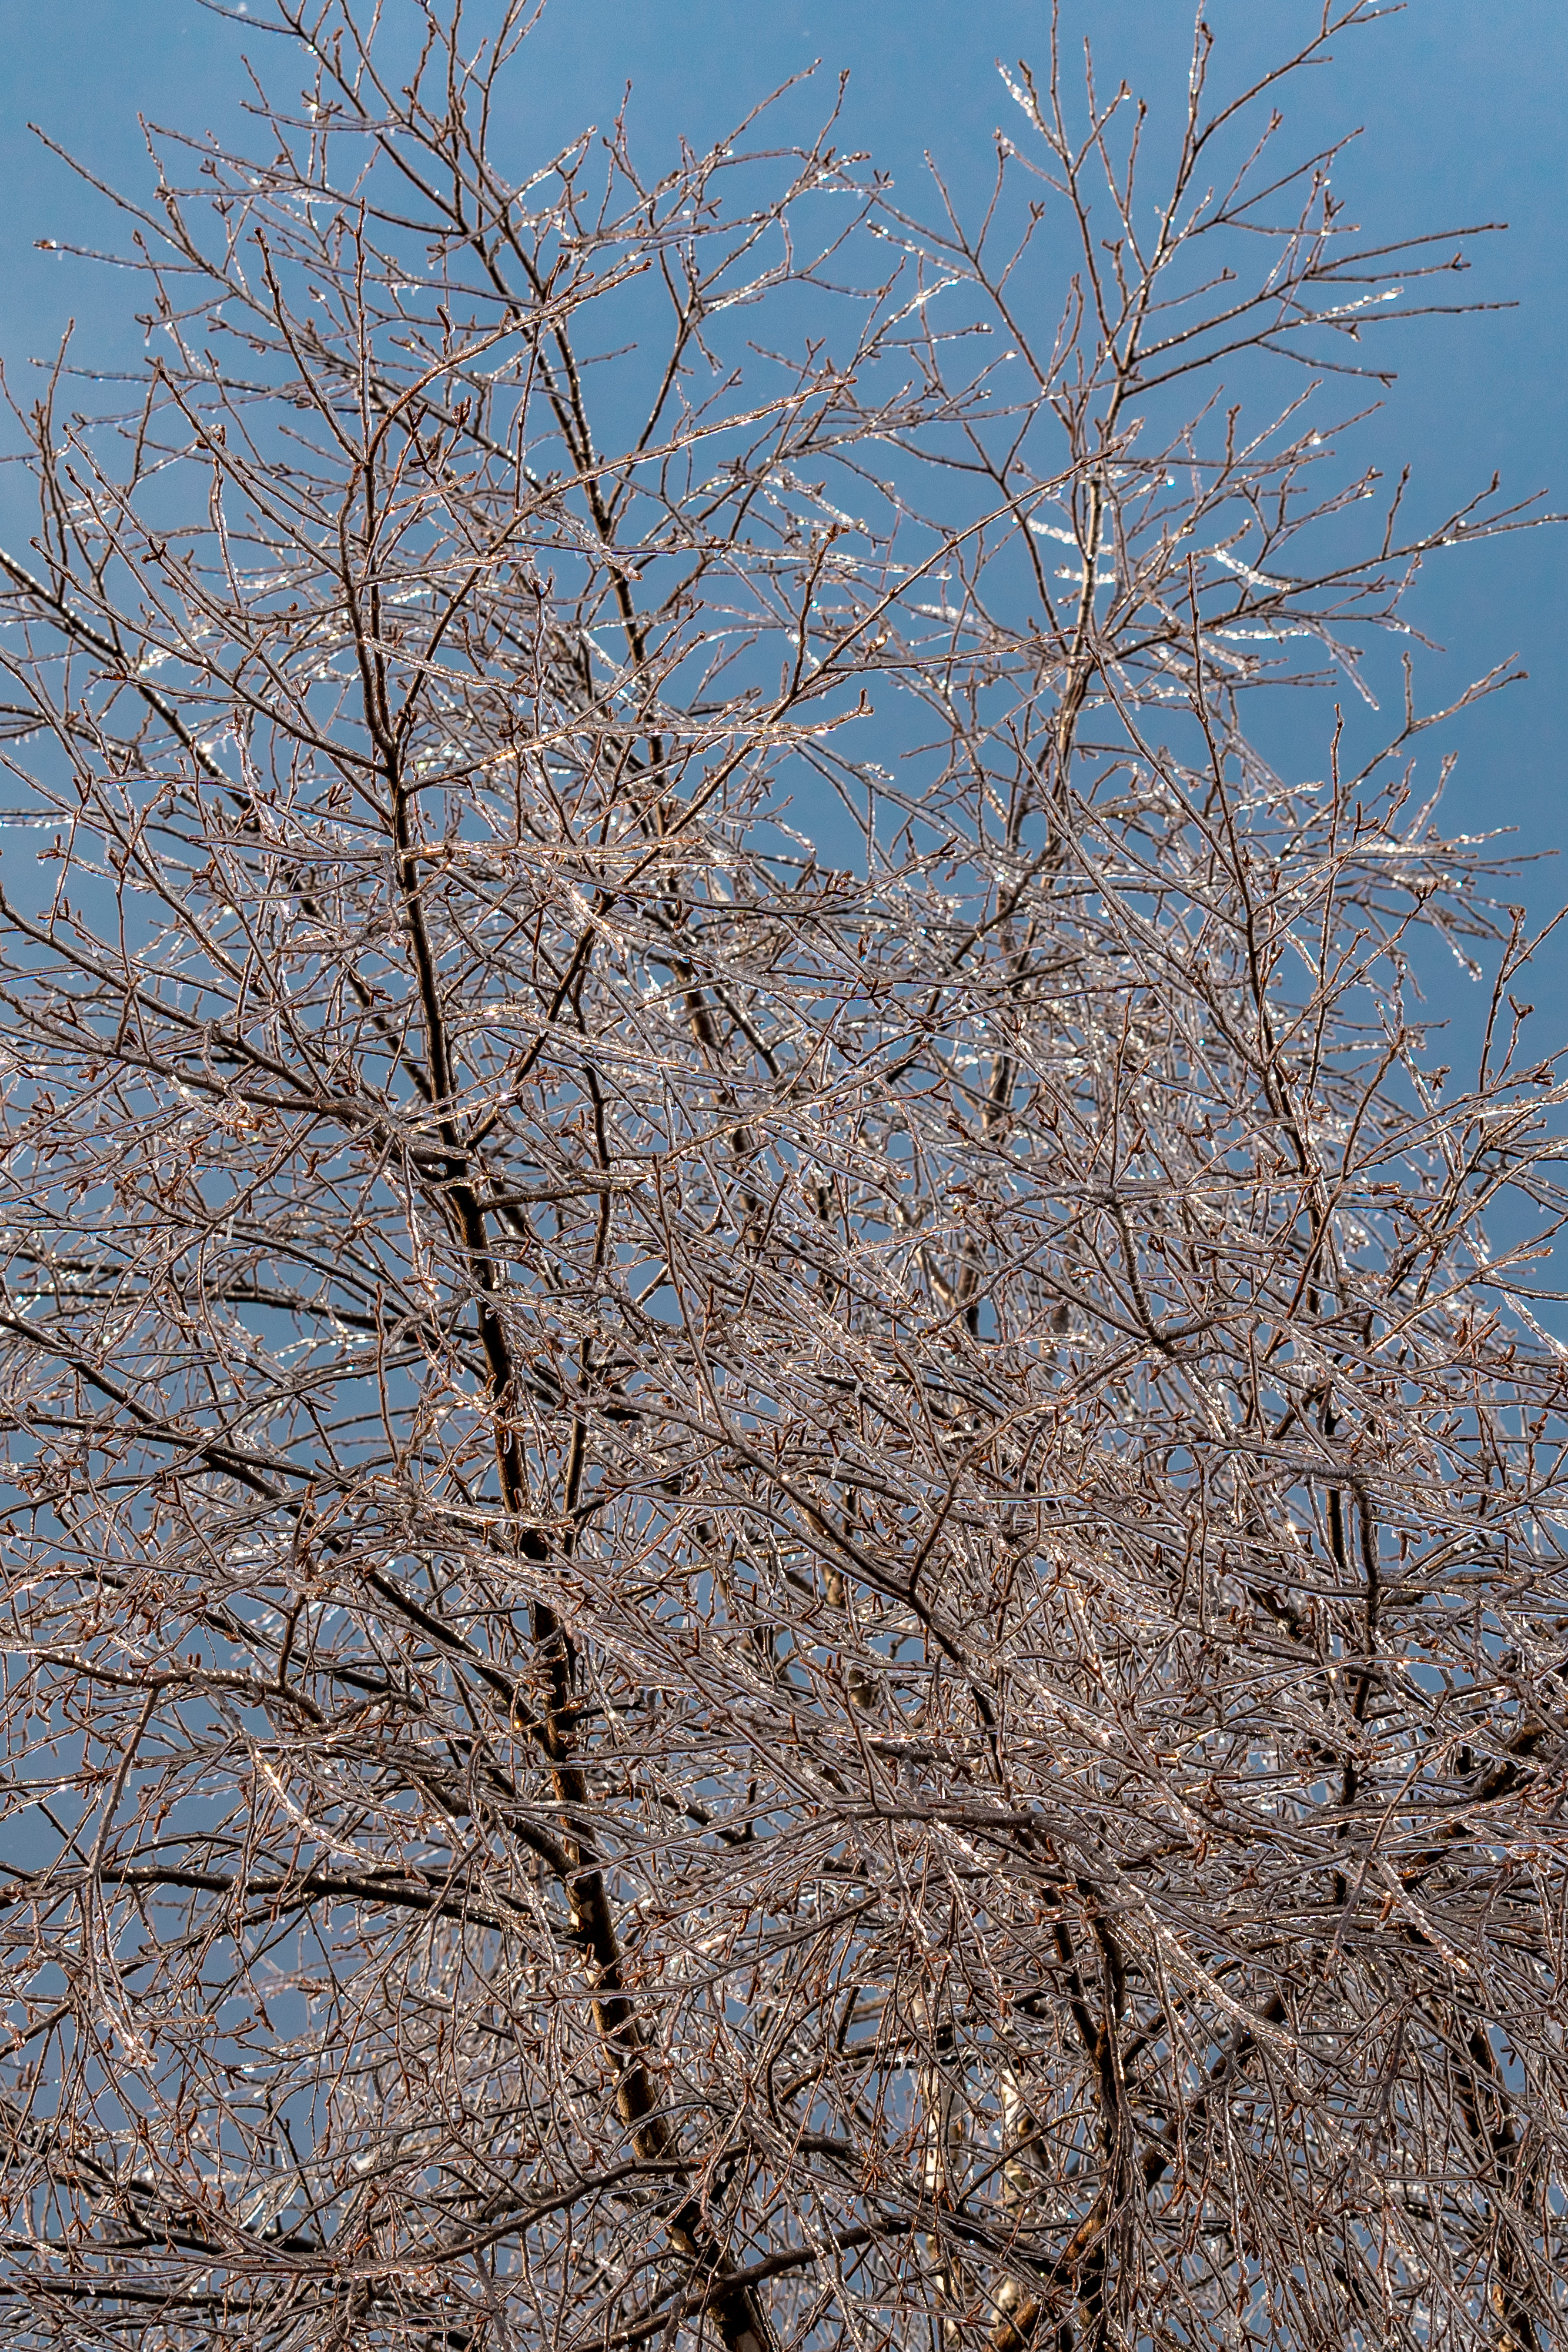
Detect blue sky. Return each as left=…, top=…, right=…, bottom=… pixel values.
left=0, top=1, right=1563, bottom=977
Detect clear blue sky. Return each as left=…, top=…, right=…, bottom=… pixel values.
left=1, top=1, right=1563, bottom=976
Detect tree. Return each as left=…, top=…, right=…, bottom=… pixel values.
left=0, top=2, right=1564, bottom=2346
